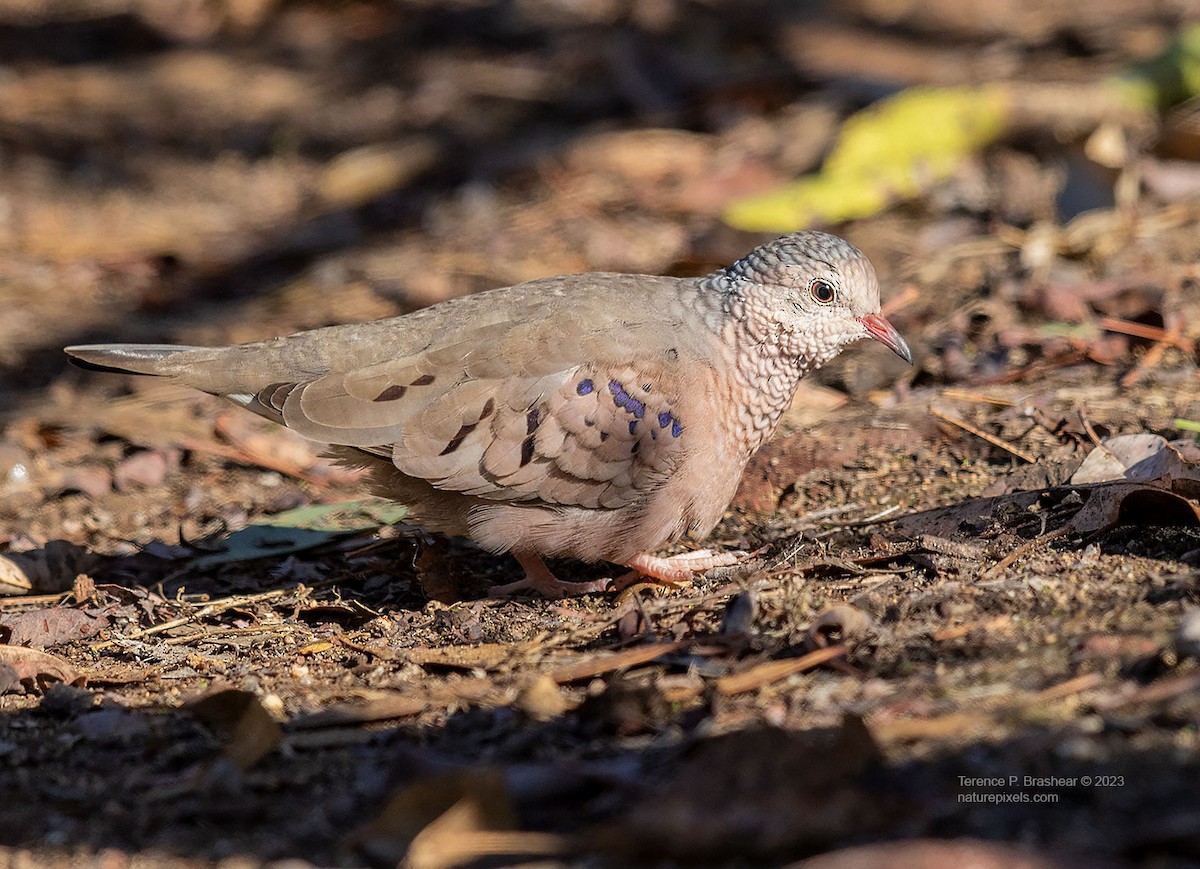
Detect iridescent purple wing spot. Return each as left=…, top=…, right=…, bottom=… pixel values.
left=608, top=380, right=645, bottom=419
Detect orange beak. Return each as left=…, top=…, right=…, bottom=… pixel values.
left=859, top=313, right=913, bottom=364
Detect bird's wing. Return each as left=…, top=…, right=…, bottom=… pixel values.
left=235, top=280, right=708, bottom=510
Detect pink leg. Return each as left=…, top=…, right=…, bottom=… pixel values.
left=488, top=551, right=612, bottom=599
left=618, top=549, right=742, bottom=586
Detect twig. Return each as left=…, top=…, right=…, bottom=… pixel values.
left=715, top=643, right=848, bottom=695
left=941, top=388, right=1014, bottom=407
left=814, top=504, right=902, bottom=537
left=178, top=437, right=338, bottom=488
left=1030, top=671, right=1104, bottom=703
left=929, top=407, right=1037, bottom=463
left=931, top=615, right=1011, bottom=642
left=1096, top=671, right=1200, bottom=710
left=163, top=623, right=298, bottom=646
left=126, top=589, right=286, bottom=638
left=1098, top=316, right=1194, bottom=353
left=982, top=525, right=1071, bottom=578
left=0, top=592, right=70, bottom=608
left=1077, top=407, right=1108, bottom=450
left=1120, top=338, right=1172, bottom=388
left=548, top=640, right=690, bottom=684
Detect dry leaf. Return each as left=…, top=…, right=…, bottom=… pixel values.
left=0, top=606, right=110, bottom=648
left=1071, top=434, right=1200, bottom=485
left=1067, top=483, right=1200, bottom=534
left=0, top=645, right=85, bottom=694
left=0, top=553, right=33, bottom=595
left=350, top=769, right=518, bottom=868
left=188, top=688, right=282, bottom=770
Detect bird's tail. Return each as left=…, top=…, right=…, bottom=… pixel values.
left=64, top=344, right=206, bottom=376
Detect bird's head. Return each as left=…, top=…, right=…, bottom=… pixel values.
left=719, top=230, right=912, bottom=369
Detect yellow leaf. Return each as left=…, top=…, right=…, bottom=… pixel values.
left=725, top=85, right=1011, bottom=231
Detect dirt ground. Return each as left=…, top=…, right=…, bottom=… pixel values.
left=2, top=1, right=1200, bottom=867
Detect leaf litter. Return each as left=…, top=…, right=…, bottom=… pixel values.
left=2, top=3, right=1200, bottom=868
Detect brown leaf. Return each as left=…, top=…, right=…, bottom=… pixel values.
left=70, top=573, right=97, bottom=605
left=0, top=645, right=85, bottom=694
left=187, top=688, right=282, bottom=771
left=414, top=541, right=462, bottom=604
left=1071, top=434, right=1200, bottom=485
left=0, top=553, right=33, bottom=595
left=350, top=769, right=519, bottom=868
left=1067, top=483, right=1200, bottom=534
left=0, top=606, right=109, bottom=648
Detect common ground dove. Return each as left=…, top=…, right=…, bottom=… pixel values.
left=67, top=231, right=910, bottom=597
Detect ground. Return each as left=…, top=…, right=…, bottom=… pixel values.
left=1, top=2, right=1200, bottom=867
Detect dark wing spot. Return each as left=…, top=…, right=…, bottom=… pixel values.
left=631, top=441, right=640, bottom=455
left=628, top=420, right=638, bottom=435
left=609, top=381, right=646, bottom=418
left=264, top=382, right=298, bottom=411
left=526, top=408, right=541, bottom=435
left=374, top=384, right=407, bottom=402
left=438, top=421, right=478, bottom=456
left=480, top=398, right=496, bottom=419
left=411, top=373, right=436, bottom=386
left=520, top=435, right=536, bottom=467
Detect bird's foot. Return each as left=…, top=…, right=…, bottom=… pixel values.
left=488, top=552, right=611, bottom=599
left=613, top=549, right=743, bottom=591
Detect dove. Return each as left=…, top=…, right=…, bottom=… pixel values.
left=67, top=231, right=911, bottom=597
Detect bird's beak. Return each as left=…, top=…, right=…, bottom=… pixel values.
left=859, top=313, right=913, bottom=364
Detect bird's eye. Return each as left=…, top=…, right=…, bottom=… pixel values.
left=809, top=279, right=836, bottom=304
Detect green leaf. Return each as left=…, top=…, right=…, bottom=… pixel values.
left=1113, top=24, right=1200, bottom=110
left=190, top=499, right=408, bottom=568
left=255, top=499, right=409, bottom=531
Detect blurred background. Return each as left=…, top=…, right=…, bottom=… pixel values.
left=2, top=0, right=1199, bottom=410
left=4, top=4, right=1200, bottom=866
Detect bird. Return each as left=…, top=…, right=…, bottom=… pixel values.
left=66, top=231, right=911, bottom=597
